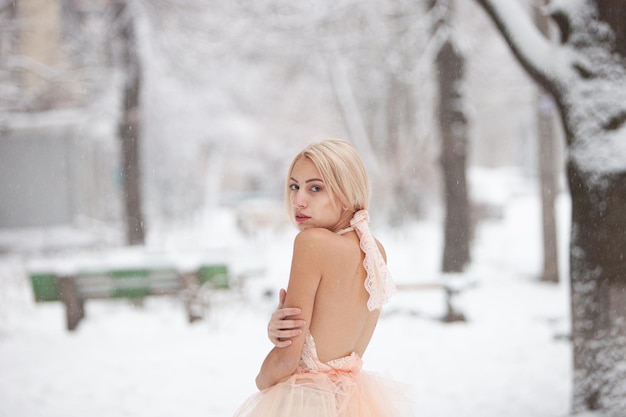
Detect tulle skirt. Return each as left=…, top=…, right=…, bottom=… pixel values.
left=233, top=367, right=414, bottom=417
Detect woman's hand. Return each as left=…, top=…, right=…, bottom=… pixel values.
left=268, top=288, right=305, bottom=347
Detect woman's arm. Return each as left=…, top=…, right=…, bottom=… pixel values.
left=268, top=288, right=305, bottom=348
left=255, top=229, right=325, bottom=390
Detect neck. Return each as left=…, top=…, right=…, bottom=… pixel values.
left=330, top=210, right=355, bottom=233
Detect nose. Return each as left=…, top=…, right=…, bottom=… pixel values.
left=293, top=189, right=307, bottom=209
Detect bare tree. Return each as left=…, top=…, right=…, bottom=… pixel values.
left=536, top=91, right=560, bottom=284
left=430, top=0, right=471, bottom=274
left=533, top=4, right=560, bottom=284
left=474, top=1, right=626, bottom=415
left=113, top=0, right=145, bottom=245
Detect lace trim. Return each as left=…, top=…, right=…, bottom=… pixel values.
left=327, top=352, right=358, bottom=369
left=299, top=332, right=362, bottom=372
left=342, top=210, right=397, bottom=311
left=298, top=332, right=321, bottom=371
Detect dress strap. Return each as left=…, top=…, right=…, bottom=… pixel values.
left=344, top=210, right=397, bottom=311
left=336, top=226, right=354, bottom=235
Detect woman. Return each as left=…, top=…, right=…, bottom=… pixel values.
left=234, top=139, right=412, bottom=417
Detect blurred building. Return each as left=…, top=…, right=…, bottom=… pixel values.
left=0, top=0, right=120, bottom=229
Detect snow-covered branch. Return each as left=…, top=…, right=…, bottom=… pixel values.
left=474, top=0, right=566, bottom=95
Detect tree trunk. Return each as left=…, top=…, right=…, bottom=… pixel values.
left=114, top=0, right=145, bottom=245
left=473, top=1, right=626, bottom=414
left=433, top=0, right=471, bottom=273
left=568, top=165, right=626, bottom=414
left=534, top=6, right=559, bottom=284
left=554, top=119, right=626, bottom=413
left=536, top=93, right=559, bottom=283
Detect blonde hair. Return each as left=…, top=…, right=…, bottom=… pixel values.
left=285, top=139, right=371, bottom=215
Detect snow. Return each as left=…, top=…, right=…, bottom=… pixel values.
left=0, top=175, right=573, bottom=417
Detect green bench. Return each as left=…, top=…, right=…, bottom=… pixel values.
left=29, top=264, right=230, bottom=331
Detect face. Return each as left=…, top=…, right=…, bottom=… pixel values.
left=289, top=157, right=345, bottom=232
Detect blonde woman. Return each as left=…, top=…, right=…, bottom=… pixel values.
left=234, top=139, right=412, bottom=417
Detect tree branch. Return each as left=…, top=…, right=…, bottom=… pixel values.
left=474, top=0, right=565, bottom=96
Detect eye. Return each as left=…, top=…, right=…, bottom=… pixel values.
left=310, top=185, right=322, bottom=192
left=289, top=183, right=299, bottom=191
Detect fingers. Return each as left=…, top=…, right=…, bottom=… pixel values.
left=276, top=328, right=303, bottom=338
left=268, top=313, right=305, bottom=348
left=268, top=317, right=305, bottom=335
left=275, top=319, right=305, bottom=331
left=268, top=289, right=304, bottom=348
left=272, top=326, right=304, bottom=347
left=272, top=307, right=301, bottom=321
left=269, top=328, right=303, bottom=347
left=278, top=288, right=287, bottom=308
left=273, top=338, right=293, bottom=348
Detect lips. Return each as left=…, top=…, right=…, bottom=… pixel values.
left=295, top=213, right=311, bottom=223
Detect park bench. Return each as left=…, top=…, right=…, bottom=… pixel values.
left=396, top=274, right=478, bottom=322
left=29, top=262, right=230, bottom=331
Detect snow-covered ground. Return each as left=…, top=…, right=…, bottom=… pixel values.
left=0, top=180, right=573, bottom=417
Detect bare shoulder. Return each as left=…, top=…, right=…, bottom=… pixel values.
left=293, top=228, right=350, bottom=258
left=294, top=228, right=388, bottom=263
left=294, top=228, right=340, bottom=248
left=294, top=227, right=335, bottom=243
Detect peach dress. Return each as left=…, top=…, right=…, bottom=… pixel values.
left=233, top=211, right=414, bottom=417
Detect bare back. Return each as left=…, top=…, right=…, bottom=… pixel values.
left=308, top=230, right=383, bottom=363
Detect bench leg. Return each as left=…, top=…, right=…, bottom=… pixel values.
left=442, top=288, right=466, bottom=323
left=181, top=272, right=205, bottom=323
left=58, top=276, right=84, bottom=331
